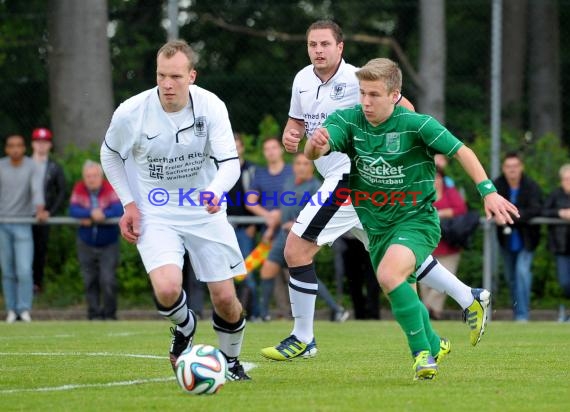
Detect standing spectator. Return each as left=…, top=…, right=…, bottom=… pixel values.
left=245, top=137, right=293, bottom=321
left=258, top=152, right=349, bottom=322
left=69, top=160, right=123, bottom=320
left=0, top=134, right=45, bottom=323
left=228, top=133, right=260, bottom=320
left=340, top=233, right=381, bottom=320
left=542, top=163, right=570, bottom=322
left=420, top=169, right=468, bottom=320
left=494, top=152, right=542, bottom=322
left=30, top=127, right=66, bottom=294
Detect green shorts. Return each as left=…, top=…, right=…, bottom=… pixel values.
left=367, top=209, right=441, bottom=282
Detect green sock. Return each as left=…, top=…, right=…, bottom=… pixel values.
left=388, top=281, right=431, bottom=354
left=419, top=301, right=441, bottom=356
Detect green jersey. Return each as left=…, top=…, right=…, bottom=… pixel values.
left=325, top=105, right=463, bottom=235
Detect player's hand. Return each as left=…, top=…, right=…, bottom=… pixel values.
left=120, top=202, right=141, bottom=244
left=283, top=129, right=302, bottom=153
left=204, top=194, right=221, bottom=214
left=311, top=127, right=330, bottom=149
left=484, top=192, right=519, bottom=225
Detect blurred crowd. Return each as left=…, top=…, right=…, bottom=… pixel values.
left=1, top=129, right=570, bottom=323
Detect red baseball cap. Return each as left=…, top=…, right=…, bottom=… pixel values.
left=32, top=128, right=53, bottom=141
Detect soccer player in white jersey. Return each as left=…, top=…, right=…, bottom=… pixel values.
left=261, top=20, right=490, bottom=361
left=100, top=40, right=250, bottom=381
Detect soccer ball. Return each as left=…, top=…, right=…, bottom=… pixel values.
left=174, top=344, right=227, bottom=395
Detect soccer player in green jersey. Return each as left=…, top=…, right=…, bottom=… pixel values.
left=305, top=57, right=519, bottom=380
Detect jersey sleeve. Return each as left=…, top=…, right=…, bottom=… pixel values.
left=206, top=97, right=238, bottom=163
left=288, top=72, right=304, bottom=120
left=102, top=105, right=136, bottom=160
left=418, top=116, right=464, bottom=157
left=323, top=110, right=350, bottom=154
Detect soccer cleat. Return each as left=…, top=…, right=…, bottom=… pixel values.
left=260, top=335, right=318, bottom=361
left=434, top=337, right=451, bottom=364
left=226, top=359, right=252, bottom=381
left=413, top=350, right=438, bottom=380
left=168, top=310, right=197, bottom=371
left=463, top=288, right=490, bottom=346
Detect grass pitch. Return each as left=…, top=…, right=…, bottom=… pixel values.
left=0, top=319, right=569, bottom=412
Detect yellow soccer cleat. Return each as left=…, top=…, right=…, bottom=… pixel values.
left=413, top=350, right=438, bottom=380
left=463, top=288, right=491, bottom=346
left=435, top=337, right=451, bottom=364
left=260, top=335, right=317, bottom=361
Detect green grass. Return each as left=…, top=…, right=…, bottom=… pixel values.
left=1, top=320, right=569, bottom=412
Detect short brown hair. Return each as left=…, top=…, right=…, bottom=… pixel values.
left=355, top=58, right=402, bottom=94
left=157, top=40, right=196, bottom=70
left=306, top=20, right=343, bottom=44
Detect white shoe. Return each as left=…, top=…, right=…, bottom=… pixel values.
left=20, top=311, right=32, bottom=322
left=6, top=310, right=17, bottom=324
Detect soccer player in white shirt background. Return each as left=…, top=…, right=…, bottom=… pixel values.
left=100, top=40, right=250, bottom=381
left=261, top=20, right=490, bottom=361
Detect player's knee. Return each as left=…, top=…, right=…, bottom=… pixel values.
left=211, top=288, right=237, bottom=310
left=153, top=284, right=182, bottom=307
left=284, top=236, right=315, bottom=266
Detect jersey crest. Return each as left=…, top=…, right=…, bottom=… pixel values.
left=330, top=83, right=346, bottom=100
left=195, top=116, right=207, bottom=137
left=385, top=132, right=400, bottom=153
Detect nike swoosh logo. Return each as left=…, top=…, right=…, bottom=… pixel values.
left=299, top=90, right=309, bottom=94
left=409, top=328, right=423, bottom=336
left=295, top=220, right=302, bottom=224
left=230, top=262, right=241, bottom=269
left=146, top=133, right=160, bottom=140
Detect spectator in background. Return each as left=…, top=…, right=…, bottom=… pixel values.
left=258, top=152, right=349, bottom=322
left=228, top=133, right=260, bottom=320
left=420, top=169, right=468, bottom=320
left=434, top=154, right=456, bottom=188
left=494, top=152, right=542, bottom=322
left=245, top=137, right=293, bottom=320
left=339, top=233, right=380, bottom=320
left=0, top=134, right=45, bottom=323
left=69, top=160, right=123, bottom=320
left=30, top=127, right=66, bottom=294
left=542, top=163, right=570, bottom=322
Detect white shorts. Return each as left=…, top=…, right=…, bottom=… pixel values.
left=136, top=215, right=246, bottom=282
left=290, top=174, right=369, bottom=248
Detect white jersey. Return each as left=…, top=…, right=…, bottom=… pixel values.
left=289, top=59, right=359, bottom=178
left=103, top=85, right=238, bottom=225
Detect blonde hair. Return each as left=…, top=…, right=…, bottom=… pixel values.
left=355, top=58, right=402, bottom=93
left=559, top=163, right=570, bottom=178
left=157, top=39, right=196, bottom=70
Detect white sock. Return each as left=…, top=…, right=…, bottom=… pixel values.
left=417, top=255, right=474, bottom=309
left=156, top=290, right=196, bottom=337
left=289, top=264, right=318, bottom=344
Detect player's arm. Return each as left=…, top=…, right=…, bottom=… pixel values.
left=453, top=145, right=520, bottom=225
left=282, top=118, right=305, bottom=153
left=304, top=127, right=331, bottom=160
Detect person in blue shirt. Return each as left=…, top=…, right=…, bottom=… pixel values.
left=493, top=152, right=542, bottom=322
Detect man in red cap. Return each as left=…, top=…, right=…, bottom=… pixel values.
left=31, top=127, right=66, bottom=294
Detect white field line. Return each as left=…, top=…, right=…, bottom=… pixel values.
left=0, top=377, right=176, bottom=394
left=0, top=352, right=257, bottom=394
left=0, top=352, right=164, bottom=359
